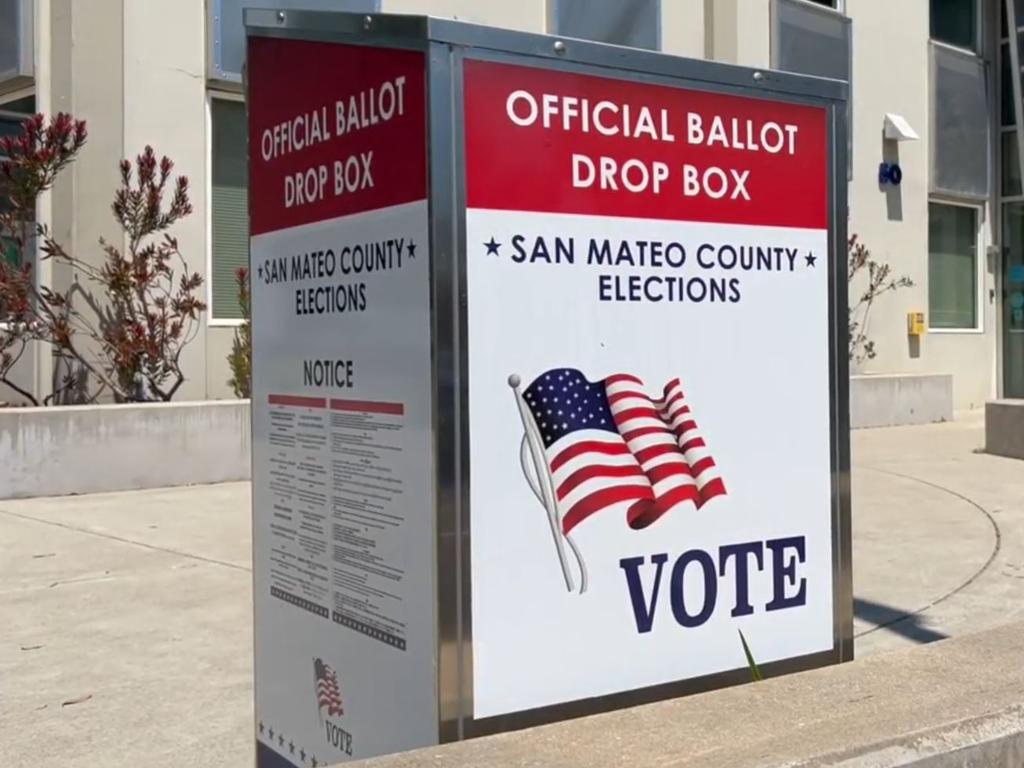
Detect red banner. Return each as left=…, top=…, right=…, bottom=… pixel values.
left=464, top=60, right=829, bottom=230
left=247, top=38, right=427, bottom=235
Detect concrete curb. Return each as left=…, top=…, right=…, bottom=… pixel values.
left=351, top=621, right=1024, bottom=767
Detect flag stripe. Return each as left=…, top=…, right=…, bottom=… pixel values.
left=556, top=463, right=647, bottom=498
left=606, top=373, right=644, bottom=386
left=656, top=380, right=727, bottom=505
left=562, top=485, right=654, bottom=533
left=549, top=439, right=631, bottom=473
left=626, top=483, right=701, bottom=529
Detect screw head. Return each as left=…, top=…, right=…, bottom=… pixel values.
left=553, top=40, right=566, bottom=54
left=363, top=15, right=373, bottom=29
left=752, top=71, right=764, bottom=81
left=276, top=10, right=285, bottom=22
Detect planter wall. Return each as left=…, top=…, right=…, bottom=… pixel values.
left=0, top=400, right=250, bottom=499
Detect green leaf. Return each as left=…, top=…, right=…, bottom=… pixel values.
left=738, top=629, right=763, bottom=682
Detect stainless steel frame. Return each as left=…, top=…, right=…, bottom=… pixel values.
left=246, top=7, right=852, bottom=747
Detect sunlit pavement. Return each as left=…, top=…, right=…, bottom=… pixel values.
left=1, top=409, right=1021, bottom=767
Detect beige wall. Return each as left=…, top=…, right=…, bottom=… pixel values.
left=663, top=0, right=705, bottom=58
left=385, top=0, right=704, bottom=56
left=842, top=0, right=996, bottom=410
left=9, top=0, right=1003, bottom=408
left=123, top=0, right=210, bottom=401
left=32, top=0, right=125, bottom=404
left=705, top=0, right=770, bottom=67
left=718, top=0, right=996, bottom=410
left=384, top=0, right=546, bottom=32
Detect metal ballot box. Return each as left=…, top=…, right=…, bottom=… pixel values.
left=245, top=10, right=851, bottom=766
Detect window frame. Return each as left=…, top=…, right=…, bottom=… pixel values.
left=206, top=89, right=248, bottom=327
left=0, top=85, right=35, bottom=110
left=929, top=0, right=983, bottom=55
left=789, top=0, right=845, bottom=13
left=547, top=0, right=663, bottom=51
left=927, top=198, right=986, bottom=333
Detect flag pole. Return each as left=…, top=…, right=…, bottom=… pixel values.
left=509, top=374, right=575, bottom=592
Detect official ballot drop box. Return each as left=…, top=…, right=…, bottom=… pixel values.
left=246, top=10, right=852, bottom=765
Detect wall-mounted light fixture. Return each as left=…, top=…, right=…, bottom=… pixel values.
left=883, top=113, right=919, bottom=142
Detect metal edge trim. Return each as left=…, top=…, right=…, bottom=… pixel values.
left=242, top=9, right=847, bottom=102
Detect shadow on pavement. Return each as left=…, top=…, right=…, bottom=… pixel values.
left=854, top=597, right=950, bottom=644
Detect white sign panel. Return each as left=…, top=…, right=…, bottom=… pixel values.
left=248, top=37, right=436, bottom=765
left=464, top=60, right=835, bottom=719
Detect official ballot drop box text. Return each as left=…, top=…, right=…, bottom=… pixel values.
left=247, top=10, right=852, bottom=765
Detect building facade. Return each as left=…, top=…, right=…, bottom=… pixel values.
left=0, top=0, right=1019, bottom=409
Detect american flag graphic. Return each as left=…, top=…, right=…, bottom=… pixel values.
left=313, top=658, right=344, bottom=719
left=518, top=368, right=726, bottom=535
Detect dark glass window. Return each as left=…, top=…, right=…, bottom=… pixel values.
left=931, top=0, right=978, bottom=50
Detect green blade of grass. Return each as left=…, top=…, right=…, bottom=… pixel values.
left=738, top=629, right=763, bottom=682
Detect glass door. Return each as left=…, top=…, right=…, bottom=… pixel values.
left=1004, top=204, right=1024, bottom=396
left=1001, top=0, right=1024, bottom=396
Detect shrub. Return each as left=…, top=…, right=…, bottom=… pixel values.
left=848, top=234, right=913, bottom=366
left=0, top=113, right=206, bottom=404
left=228, top=267, right=251, bottom=399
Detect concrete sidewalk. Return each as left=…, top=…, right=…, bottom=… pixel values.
left=851, top=410, right=1023, bottom=655
left=0, top=410, right=1021, bottom=767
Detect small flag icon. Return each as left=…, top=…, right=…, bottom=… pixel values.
left=313, top=658, right=344, bottom=719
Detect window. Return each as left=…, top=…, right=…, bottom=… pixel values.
left=551, top=0, right=660, bottom=50
left=930, top=0, right=978, bottom=51
left=210, top=97, right=249, bottom=320
left=930, top=43, right=988, bottom=198
left=928, top=202, right=980, bottom=329
left=771, top=0, right=852, bottom=175
left=0, top=94, right=35, bottom=270
left=0, top=0, right=33, bottom=83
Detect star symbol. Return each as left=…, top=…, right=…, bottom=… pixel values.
left=268, top=728, right=275, bottom=740
left=278, top=734, right=285, bottom=747
left=805, top=252, right=817, bottom=267
left=258, top=721, right=264, bottom=734
left=484, top=237, right=501, bottom=256
left=407, top=241, right=416, bottom=258
left=257, top=263, right=264, bottom=279
left=289, top=740, right=295, bottom=754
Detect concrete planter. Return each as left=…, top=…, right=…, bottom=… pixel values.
left=850, top=373, right=954, bottom=429
left=0, top=400, right=250, bottom=499
left=986, top=399, right=1024, bottom=460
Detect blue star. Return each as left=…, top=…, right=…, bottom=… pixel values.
left=484, top=237, right=500, bottom=256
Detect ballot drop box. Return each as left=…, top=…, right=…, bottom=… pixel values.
left=246, top=10, right=852, bottom=766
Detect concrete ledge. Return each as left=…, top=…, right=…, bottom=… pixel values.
left=356, top=621, right=1024, bottom=768
left=986, top=399, right=1024, bottom=460
left=0, top=400, right=250, bottom=499
left=851, top=373, right=954, bottom=429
